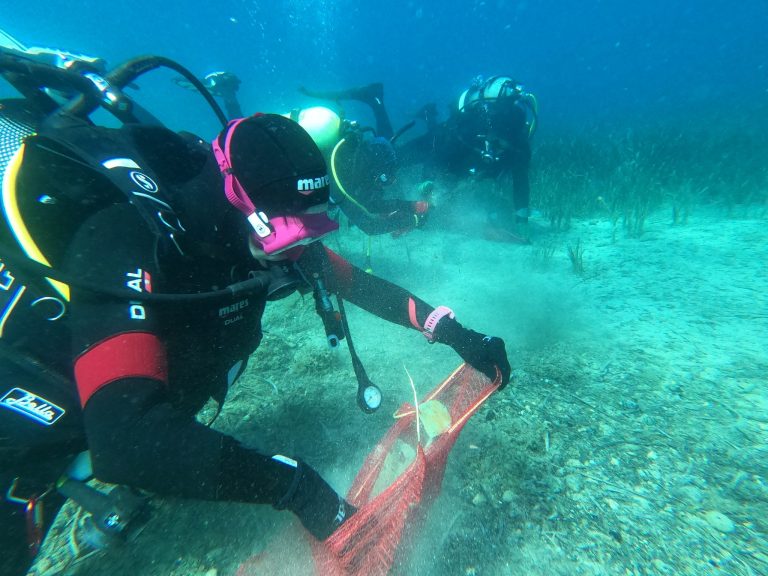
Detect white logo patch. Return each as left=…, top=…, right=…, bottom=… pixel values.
left=1, top=388, right=65, bottom=425
left=296, top=175, right=330, bottom=193
left=130, top=171, right=159, bottom=193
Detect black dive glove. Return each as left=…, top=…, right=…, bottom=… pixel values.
left=434, top=317, right=512, bottom=389
left=274, top=458, right=355, bottom=540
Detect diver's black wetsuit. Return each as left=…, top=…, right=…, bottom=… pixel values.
left=0, top=118, right=438, bottom=574
left=332, top=193, right=427, bottom=236
left=400, top=94, right=532, bottom=223
left=303, top=83, right=428, bottom=235
left=62, top=203, right=433, bottom=500
left=330, top=137, right=428, bottom=235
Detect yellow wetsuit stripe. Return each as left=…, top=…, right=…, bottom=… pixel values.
left=2, top=142, right=70, bottom=300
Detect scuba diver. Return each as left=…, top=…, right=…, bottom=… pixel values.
left=174, top=70, right=243, bottom=119
left=399, top=75, right=538, bottom=238
left=297, top=82, right=432, bottom=237
left=0, top=44, right=511, bottom=575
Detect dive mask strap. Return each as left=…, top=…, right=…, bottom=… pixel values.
left=211, top=115, right=272, bottom=239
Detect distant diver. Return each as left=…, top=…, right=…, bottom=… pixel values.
left=399, top=75, right=538, bottom=239
left=298, top=82, right=431, bottom=238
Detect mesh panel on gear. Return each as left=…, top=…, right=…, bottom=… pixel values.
left=0, top=110, right=35, bottom=182
left=237, top=364, right=499, bottom=576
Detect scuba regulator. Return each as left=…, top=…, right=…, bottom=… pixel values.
left=301, top=243, right=383, bottom=413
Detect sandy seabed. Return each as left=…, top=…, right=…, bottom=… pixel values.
left=31, top=201, right=767, bottom=576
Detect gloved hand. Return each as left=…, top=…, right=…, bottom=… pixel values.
left=434, top=317, right=512, bottom=389
left=274, top=457, right=355, bottom=540
left=413, top=201, right=429, bottom=228
left=391, top=202, right=430, bottom=238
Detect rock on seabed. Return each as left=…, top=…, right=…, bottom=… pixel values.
left=704, top=510, right=736, bottom=533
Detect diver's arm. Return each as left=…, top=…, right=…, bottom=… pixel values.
left=81, top=377, right=295, bottom=502
left=340, top=197, right=427, bottom=236
left=320, top=246, right=435, bottom=329
left=319, top=245, right=512, bottom=386
left=66, top=206, right=352, bottom=538
left=82, top=374, right=350, bottom=536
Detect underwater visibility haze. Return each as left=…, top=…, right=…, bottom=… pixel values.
left=2, top=1, right=767, bottom=575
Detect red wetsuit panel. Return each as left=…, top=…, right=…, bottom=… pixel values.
left=322, top=246, right=435, bottom=330
left=74, top=332, right=168, bottom=407
left=325, top=248, right=354, bottom=289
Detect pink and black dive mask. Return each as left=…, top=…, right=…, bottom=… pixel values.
left=211, top=115, right=339, bottom=260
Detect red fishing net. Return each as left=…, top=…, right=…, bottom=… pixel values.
left=238, top=363, right=499, bottom=576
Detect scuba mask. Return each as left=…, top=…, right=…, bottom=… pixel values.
left=212, top=115, right=339, bottom=259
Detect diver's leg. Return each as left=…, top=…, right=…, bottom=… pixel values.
left=511, top=156, right=531, bottom=224
left=370, top=98, right=394, bottom=140
left=415, top=102, right=439, bottom=133
left=300, top=82, right=383, bottom=105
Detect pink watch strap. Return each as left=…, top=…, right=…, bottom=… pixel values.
left=423, top=306, right=455, bottom=342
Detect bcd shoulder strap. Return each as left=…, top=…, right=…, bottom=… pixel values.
left=23, top=123, right=191, bottom=258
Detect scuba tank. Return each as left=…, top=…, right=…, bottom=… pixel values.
left=458, top=75, right=539, bottom=138
left=286, top=106, right=342, bottom=152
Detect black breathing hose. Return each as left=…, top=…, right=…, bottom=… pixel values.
left=0, top=248, right=269, bottom=304
left=337, top=296, right=382, bottom=413
left=62, top=55, right=229, bottom=127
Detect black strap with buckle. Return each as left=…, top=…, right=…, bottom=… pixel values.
left=6, top=477, right=52, bottom=556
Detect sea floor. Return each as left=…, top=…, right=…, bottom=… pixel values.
left=30, top=201, right=767, bottom=576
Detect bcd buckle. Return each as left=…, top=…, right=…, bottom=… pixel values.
left=6, top=477, right=52, bottom=556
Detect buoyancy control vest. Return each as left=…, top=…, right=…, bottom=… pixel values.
left=0, top=107, right=214, bottom=457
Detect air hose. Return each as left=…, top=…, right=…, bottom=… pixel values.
left=0, top=247, right=270, bottom=303
left=60, top=55, right=228, bottom=127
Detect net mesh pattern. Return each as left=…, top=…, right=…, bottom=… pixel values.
left=238, top=364, right=499, bottom=576
left=0, top=109, right=35, bottom=183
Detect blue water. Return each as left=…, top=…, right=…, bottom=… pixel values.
left=6, top=1, right=767, bottom=138
left=4, top=3, right=768, bottom=575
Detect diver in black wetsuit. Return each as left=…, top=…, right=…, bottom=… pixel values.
left=299, top=83, right=431, bottom=236
left=399, top=76, right=538, bottom=230
left=0, top=50, right=511, bottom=575
left=174, top=70, right=243, bottom=119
